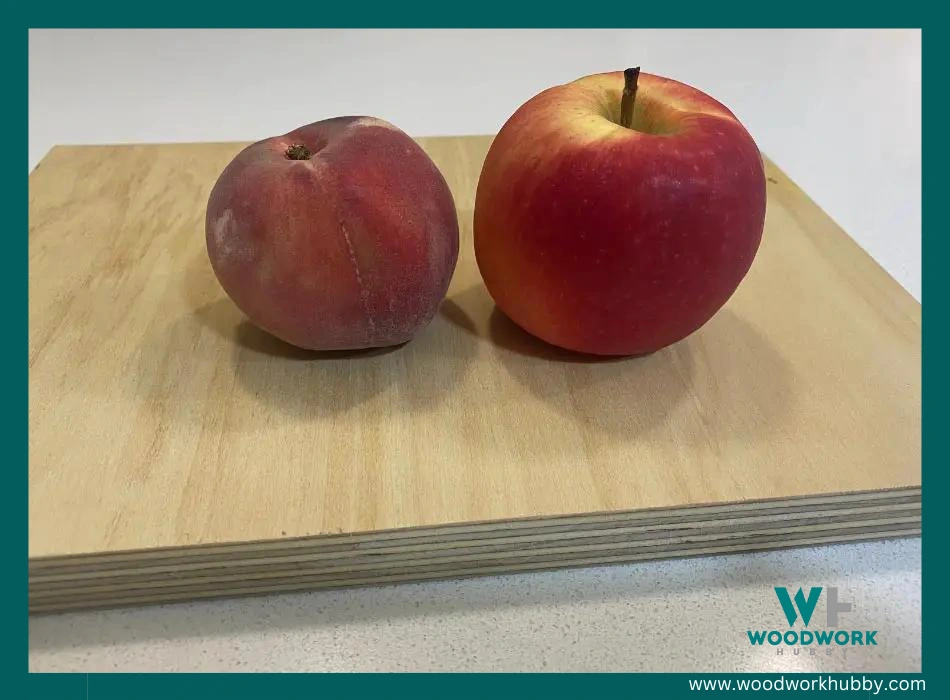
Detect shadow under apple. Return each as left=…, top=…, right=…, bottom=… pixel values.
left=439, top=283, right=794, bottom=445
left=495, top=304, right=794, bottom=445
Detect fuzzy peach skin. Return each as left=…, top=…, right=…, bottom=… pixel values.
left=474, top=71, right=766, bottom=356
left=206, top=116, right=459, bottom=350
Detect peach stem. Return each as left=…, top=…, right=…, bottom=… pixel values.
left=285, top=144, right=312, bottom=160
left=620, top=67, right=640, bottom=129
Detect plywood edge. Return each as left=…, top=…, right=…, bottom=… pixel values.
left=30, top=487, right=920, bottom=570
left=31, top=515, right=921, bottom=599
left=29, top=528, right=921, bottom=615
left=35, top=523, right=921, bottom=603
left=30, top=500, right=922, bottom=585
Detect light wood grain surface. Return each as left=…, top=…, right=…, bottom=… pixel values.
left=29, top=136, right=921, bottom=563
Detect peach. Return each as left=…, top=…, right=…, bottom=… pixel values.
left=206, top=116, right=459, bottom=351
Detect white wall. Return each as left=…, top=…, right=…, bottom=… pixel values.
left=29, top=29, right=921, bottom=299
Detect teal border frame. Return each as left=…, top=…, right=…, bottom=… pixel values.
left=18, top=12, right=932, bottom=696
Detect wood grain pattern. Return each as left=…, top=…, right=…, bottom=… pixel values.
left=29, top=135, right=921, bottom=611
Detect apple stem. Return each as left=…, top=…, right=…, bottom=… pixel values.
left=285, top=144, right=312, bottom=160
left=620, top=67, right=640, bottom=129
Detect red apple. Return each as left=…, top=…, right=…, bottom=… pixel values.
left=206, top=116, right=459, bottom=351
left=474, top=69, right=766, bottom=355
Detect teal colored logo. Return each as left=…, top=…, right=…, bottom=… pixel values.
left=746, top=585, right=878, bottom=647
left=774, top=586, right=822, bottom=627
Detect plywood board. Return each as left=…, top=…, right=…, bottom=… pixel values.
left=29, top=135, right=921, bottom=612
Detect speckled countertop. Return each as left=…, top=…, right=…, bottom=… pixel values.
left=29, top=538, right=920, bottom=672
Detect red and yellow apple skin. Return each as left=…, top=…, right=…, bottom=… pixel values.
left=474, top=71, right=766, bottom=356
left=206, top=116, right=459, bottom=351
